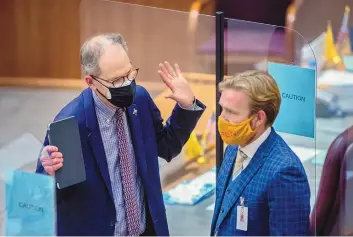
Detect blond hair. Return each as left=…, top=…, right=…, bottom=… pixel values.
left=218, top=70, right=281, bottom=126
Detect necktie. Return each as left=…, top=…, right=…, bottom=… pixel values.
left=232, top=149, right=248, bottom=180
left=116, top=109, right=140, bottom=236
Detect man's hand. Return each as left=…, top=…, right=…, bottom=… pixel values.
left=40, top=145, right=63, bottom=176
left=158, top=61, right=195, bottom=108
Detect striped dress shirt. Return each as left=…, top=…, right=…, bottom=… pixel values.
left=93, top=91, right=145, bottom=236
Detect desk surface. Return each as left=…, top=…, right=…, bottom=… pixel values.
left=318, top=70, right=353, bottom=86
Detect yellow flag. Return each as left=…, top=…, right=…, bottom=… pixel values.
left=325, top=21, right=342, bottom=64
left=201, top=113, right=216, bottom=150
left=184, top=131, right=204, bottom=161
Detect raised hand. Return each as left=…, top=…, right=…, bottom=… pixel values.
left=158, top=61, right=195, bottom=108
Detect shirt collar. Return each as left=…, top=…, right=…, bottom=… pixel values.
left=92, top=90, right=116, bottom=121
left=240, top=126, right=271, bottom=159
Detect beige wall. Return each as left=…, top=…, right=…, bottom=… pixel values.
left=0, top=0, right=81, bottom=78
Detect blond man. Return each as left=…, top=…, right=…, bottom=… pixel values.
left=211, top=70, right=310, bottom=236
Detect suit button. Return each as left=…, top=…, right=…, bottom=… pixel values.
left=221, top=209, right=224, bottom=213
left=110, top=221, right=115, bottom=227
left=226, top=189, right=230, bottom=194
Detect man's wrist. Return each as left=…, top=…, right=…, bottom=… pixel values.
left=178, top=97, right=196, bottom=109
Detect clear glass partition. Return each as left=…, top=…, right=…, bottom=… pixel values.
left=80, top=0, right=216, bottom=235
left=199, top=15, right=319, bottom=235
left=225, top=16, right=318, bottom=203
left=0, top=92, right=81, bottom=236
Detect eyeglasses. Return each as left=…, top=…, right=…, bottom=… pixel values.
left=91, top=68, right=139, bottom=88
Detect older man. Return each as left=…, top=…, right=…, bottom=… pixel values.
left=211, top=70, right=310, bottom=236
left=36, top=33, right=205, bottom=236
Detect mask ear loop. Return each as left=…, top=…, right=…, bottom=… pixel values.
left=121, top=80, right=132, bottom=87
left=248, top=113, right=259, bottom=132
left=235, top=115, right=255, bottom=126
left=91, top=77, right=112, bottom=99
left=106, top=89, right=112, bottom=99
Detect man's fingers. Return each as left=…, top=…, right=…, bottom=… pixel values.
left=158, top=70, right=173, bottom=90
left=164, top=61, right=176, bottom=78
left=43, top=161, right=63, bottom=176
left=51, top=157, right=64, bottom=165
left=42, top=157, right=63, bottom=166
left=174, top=63, right=182, bottom=77
left=164, top=93, right=176, bottom=100
left=44, top=145, right=58, bottom=153
left=44, top=163, right=63, bottom=176
left=40, top=155, right=50, bottom=162
left=159, top=63, right=169, bottom=77
left=44, top=166, right=55, bottom=176
left=40, top=151, right=62, bottom=163
left=39, top=139, right=62, bottom=177
left=50, top=152, right=63, bottom=159
left=53, top=163, right=63, bottom=171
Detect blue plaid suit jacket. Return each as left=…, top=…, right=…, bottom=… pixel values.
left=211, top=128, right=310, bottom=236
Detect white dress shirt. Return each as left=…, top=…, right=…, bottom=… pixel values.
left=232, top=127, right=271, bottom=180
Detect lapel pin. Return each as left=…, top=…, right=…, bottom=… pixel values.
left=133, top=108, right=138, bottom=116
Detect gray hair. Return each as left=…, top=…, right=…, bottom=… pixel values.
left=80, top=33, right=128, bottom=76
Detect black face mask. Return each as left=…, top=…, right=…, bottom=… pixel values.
left=96, top=80, right=136, bottom=108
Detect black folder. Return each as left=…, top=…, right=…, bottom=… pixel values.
left=48, top=116, right=86, bottom=189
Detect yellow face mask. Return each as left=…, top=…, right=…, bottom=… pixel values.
left=218, top=116, right=255, bottom=146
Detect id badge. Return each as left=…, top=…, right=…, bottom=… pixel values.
left=236, top=197, right=248, bottom=231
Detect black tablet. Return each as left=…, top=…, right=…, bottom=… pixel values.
left=48, top=116, right=86, bottom=189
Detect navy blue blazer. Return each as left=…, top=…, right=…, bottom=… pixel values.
left=211, top=128, right=311, bottom=236
left=35, top=86, right=205, bottom=236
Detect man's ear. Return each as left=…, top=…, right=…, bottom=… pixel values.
left=252, top=110, right=267, bottom=129
left=85, top=75, right=95, bottom=89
